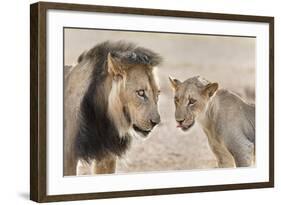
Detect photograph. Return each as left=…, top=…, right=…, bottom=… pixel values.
left=63, top=28, right=256, bottom=176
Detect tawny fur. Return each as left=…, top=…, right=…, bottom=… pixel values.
left=64, top=41, right=162, bottom=175
left=169, top=76, right=255, bottom=168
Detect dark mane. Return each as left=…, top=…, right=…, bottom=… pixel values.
left=78, top=41, right=162, bottom=67
left=74, top=41, right=162, bottom=162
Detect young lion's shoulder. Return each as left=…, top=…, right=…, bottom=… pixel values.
left=210, top=88, right=250, bottom=123
left=211, top=88, right=255, bottom=139
left=214, top=89, right=245, bottom=107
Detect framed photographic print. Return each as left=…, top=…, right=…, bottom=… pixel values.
left=30, top=1, right=274, bottom=202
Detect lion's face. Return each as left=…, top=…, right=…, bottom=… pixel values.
left=169, top=76, right=218, bottom=131
left=122, top=65, right=161, bottom=138
left=107, top=53, right=161, bottom=138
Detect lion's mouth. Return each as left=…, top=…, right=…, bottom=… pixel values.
left=133, top=124, right=151, bottom=136
left=177, top=121, right=195, bottom=131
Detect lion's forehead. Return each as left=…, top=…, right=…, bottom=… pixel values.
left=176, top=82, right=202, bottom=100
left=126, top=66, right=159, bottom=93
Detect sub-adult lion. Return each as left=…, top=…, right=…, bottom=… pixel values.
left=64, top=41, right=162, bottom=176
left=169, top=76, right=255, bottom=168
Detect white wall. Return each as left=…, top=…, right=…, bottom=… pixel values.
left=0, top=0, right=279, bottom=204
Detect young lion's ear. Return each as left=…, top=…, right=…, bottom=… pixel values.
left=107, top=52, right=124, bottom=77
left=203, top=82, right=219, bottom=97
left=169, top=76, right=181, bottom=90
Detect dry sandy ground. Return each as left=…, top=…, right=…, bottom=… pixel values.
left=64, top=28, right=255, bottom=173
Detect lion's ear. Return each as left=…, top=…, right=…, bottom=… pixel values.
left=203, top=82, right=218, bottom=97
left=107, top=52, right=124, bottom=77
left=169, top=76, right=181, bottom=90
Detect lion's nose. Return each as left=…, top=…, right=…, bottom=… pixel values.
left=150, top=120, right=159, bottom=128
left=150, top=116, right=160, bottom=127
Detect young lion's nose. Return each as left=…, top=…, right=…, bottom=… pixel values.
left=176, top=119, right=185, bottom=125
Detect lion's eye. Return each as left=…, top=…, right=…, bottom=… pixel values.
left=189, top=98, right=196, bottom=105
left=174, top=97, right=179, bottom=103
left=136, top=89, right=145, bottom=98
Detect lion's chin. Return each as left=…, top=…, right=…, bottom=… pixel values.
left=132, top=124, right=151, bottom=138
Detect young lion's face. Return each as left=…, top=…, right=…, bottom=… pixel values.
left=169, top=76, right=218, bottom=131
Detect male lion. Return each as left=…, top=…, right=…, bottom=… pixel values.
left=64, top=41, right=162, bottom=175
left=169, top=76, right=255, bottom=168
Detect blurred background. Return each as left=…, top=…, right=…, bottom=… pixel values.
left=64, top=28, right=255, bottom=173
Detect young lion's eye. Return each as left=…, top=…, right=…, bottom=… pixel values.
left=174, top=97, right=179, bottom=104
left=136, top=89, right=145, bottom=98
left=189, top=98, right=197, bottom=105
